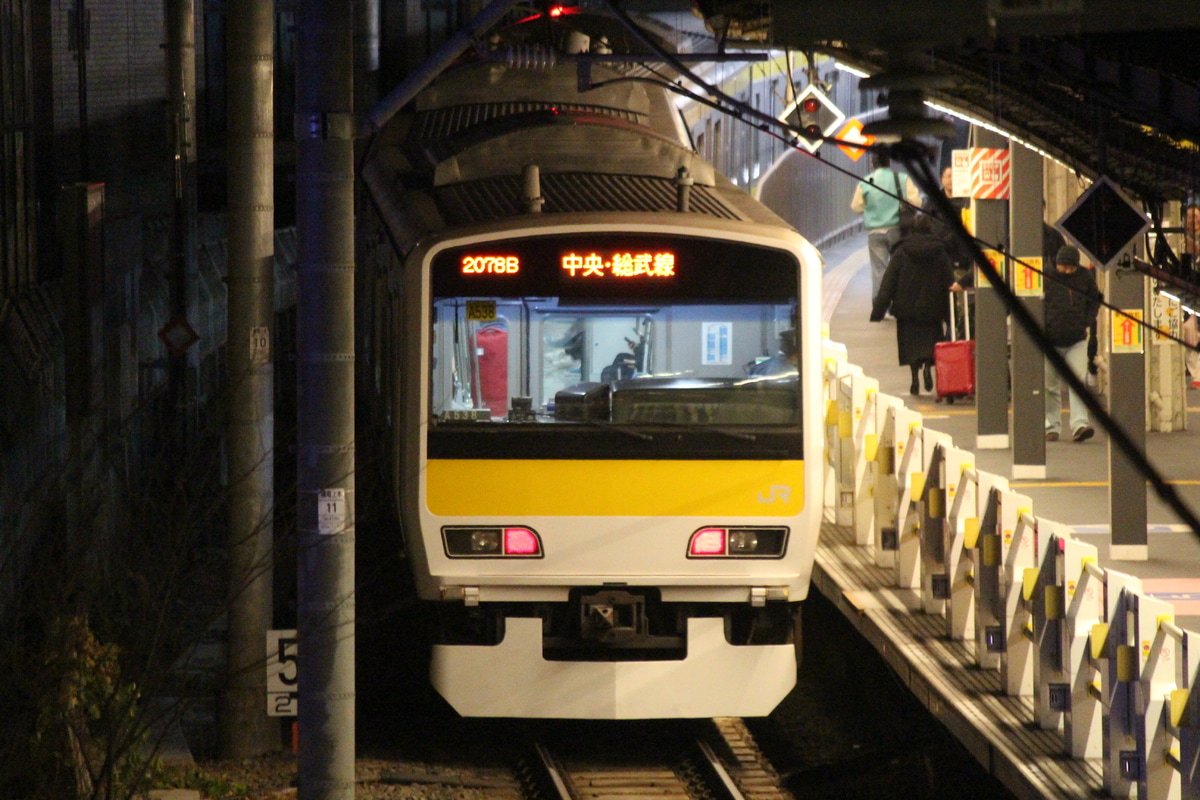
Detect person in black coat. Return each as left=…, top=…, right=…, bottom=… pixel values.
left=870, top=214, right=958, bottom=395
left=924, top=167, right=972, bottom=283
left=1043, top=244, right=1102, bottom=442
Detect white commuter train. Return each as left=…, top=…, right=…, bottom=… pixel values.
left=364, top=7, right=825, bottom=719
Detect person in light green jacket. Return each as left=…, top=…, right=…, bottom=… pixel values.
left=851, top=151, right=922, bottom=304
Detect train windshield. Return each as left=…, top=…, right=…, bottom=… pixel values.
left=427, top=234, right=800, bottom=431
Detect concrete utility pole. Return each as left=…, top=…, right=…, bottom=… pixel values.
left=222, top=0, right=275, bottom=758
left=165, top=0, right=199, bottom=433
left=295, top=0, right=356, bottom=796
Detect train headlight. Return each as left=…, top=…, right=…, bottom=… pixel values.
left=471, top=529, right=500, bottom=553
left=687, top=527, right=788, bottom=558
left=443, top=526, right=543, bottom=558
left=728, top=529, right=759, bottom=554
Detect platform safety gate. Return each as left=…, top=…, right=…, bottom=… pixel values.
left=821, top=338, right=1200, bottom=800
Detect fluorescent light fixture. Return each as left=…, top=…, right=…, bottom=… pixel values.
left=826, top=64, right=1071, bottom=170
left=924, top=100, right=1069, bottom=169
left=1160, top=290, right=1180, bottom=302
left=834, top=61, right=870, bottom=79
left=1183, top=305, right=1196, bottom=315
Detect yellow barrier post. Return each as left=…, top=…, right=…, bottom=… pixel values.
left=942, top=457, right=976, bottom=641
left=893, top=414, right=926, bottom=589
left=1064, top=541, right=1104, bottom=759
left=844, top=374, right=879, bottom=547
left=872, top=397, right=905, bottom=571
left=831, top=364, right=866, bottom=534
left=917, top=431, right=952, bottom=615
left=973, top=487, right=1004, bottom=672
left=822, top=341, right=848, bottom=515
left=1179, top=628, right=1200, bottom=800
left=1100, top=575, right=1143, bottom=798
left=999, top=497, right=1037, bottom=698
left=1030, top=519, right=1072, bottom=732
left=1136, top=596, right=1180, bottom=800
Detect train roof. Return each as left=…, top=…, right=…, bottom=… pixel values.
left=362, top=15, right=794, bottom=255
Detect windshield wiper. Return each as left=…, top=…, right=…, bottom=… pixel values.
left=635, top=422, right=760, bottom=441
left=573, top=420, right=655, bottom=441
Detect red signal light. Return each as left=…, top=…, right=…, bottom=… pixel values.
left=786, top=87, right=843, bottom=153
left=799, top=95, right=825, bottom=140
left=549, top=5, right=565, bottom=16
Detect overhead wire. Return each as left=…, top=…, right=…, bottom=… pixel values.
left=590, top=64, right=1200, bottom=353
left=588, top=63, right=1200, bottom=351
left=594, top=0, right=1200, bottom=536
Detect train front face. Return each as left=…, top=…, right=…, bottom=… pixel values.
left=400, top=217, right=823, bottom=719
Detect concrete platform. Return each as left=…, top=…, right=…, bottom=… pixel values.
left=812, top=234, right=1200, bottom=800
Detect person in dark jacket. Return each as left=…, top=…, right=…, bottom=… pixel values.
left=869, top=214, right=958, bottom=395
left=1044, top=244, right=1101, bottom=442
left=925, top=167, right=972, bottom=284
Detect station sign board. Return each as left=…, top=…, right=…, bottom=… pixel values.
left=952, top=148, right=1010, bottom=200
left=267, top=629, right=298, bottom=717
left=1151, top=294, right=1181, bottom=344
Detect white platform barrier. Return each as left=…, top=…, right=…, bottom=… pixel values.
left=820, top=352, right=1200, bottom=800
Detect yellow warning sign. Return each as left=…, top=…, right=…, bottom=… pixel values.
left=1110, top=308, right=1144, bottom=354
left=1014, top=257, right=1043, bottom=298
left=976, top=249, right=1006, bottom=288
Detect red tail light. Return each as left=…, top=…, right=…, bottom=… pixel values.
left=504, top=527, right=541, bottom=555
left=689, top=528, right=726, bottom=556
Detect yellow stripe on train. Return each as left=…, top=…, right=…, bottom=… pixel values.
left=426, top=459, right=805, bottom=517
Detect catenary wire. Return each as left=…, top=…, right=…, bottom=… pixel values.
left=595, top=0, right=1200, bottom=537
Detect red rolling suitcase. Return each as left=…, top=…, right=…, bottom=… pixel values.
left=934, top=291, right=974, bottom=403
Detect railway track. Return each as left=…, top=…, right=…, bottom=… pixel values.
left=515, top=718, right=791, bottom=800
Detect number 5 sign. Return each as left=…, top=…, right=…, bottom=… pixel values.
left=267, top=629, right=298, bottom=717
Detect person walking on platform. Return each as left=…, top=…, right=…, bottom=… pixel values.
left=1044, top=245, right=1101, bottom=442
left=869, top=214, right=957, bottom=395
left=851, top=151, right=922, bottom=303
left=925, top=166, right=972, bottom=286
left=1182, top=204, right=1200, bottom=389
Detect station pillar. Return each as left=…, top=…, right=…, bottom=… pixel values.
left=1008, top=143, right=1045, bottom=478
left=972, top=128, right=1010, bottom=449
left=1107, top=264, right=1148, bottom=560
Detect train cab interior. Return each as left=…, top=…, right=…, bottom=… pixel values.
left=429, top=297, right=800, bottom=428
